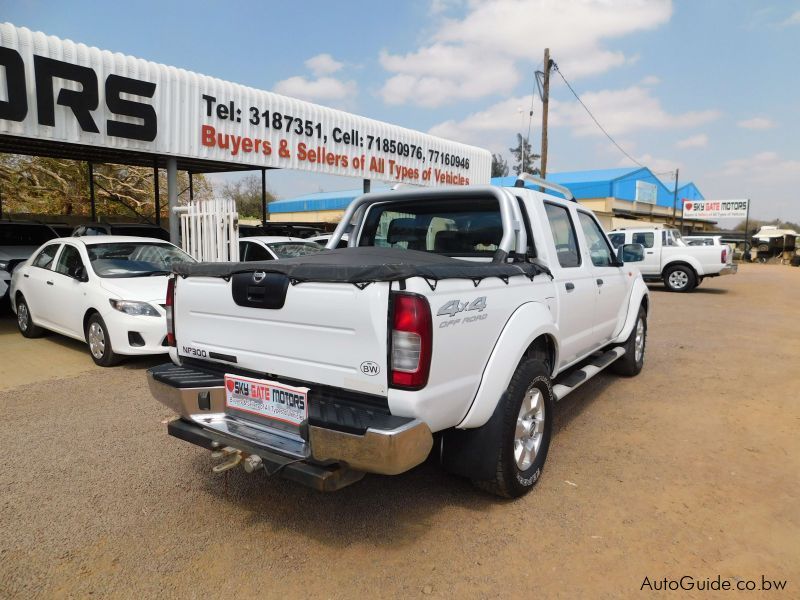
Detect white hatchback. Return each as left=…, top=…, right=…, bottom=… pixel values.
left=10, top=236, right=194, bottom=366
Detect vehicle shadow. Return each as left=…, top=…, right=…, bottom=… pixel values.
left=647, top=284, right=729, bottom=295
left=552, top=372, right=616, bottom=436
left=189, top=374, right=618, bottom=547
left=192, top=449, right=495, bottom=547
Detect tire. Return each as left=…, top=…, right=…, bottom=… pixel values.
left=473, top=358, right=554, bottom=499
left=16, top=295, right=44, bottom=338
left=610, top=306, right=647, bottom=376
left=85, top=313, right=120, bottom=367
left=663, top=265, right=696, bottom=292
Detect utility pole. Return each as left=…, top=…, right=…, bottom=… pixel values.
left=671, top=168, right=679, bottom=227
left=540, top=48, right=552, bottom=179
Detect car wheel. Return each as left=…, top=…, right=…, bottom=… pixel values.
left=16, top=295, right=44, bottom=338
left=663, top=265, right=696, bottom=292
left=86, top=314, right=120, bottom=367
left=473, top=358, right=554, bottom=498
left=611, top=306, right=647, bottom=376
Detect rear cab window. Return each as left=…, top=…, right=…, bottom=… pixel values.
left=358, top=198, right=504, bottom=258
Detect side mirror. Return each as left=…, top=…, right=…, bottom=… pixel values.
left=618, top=243, right=645, bottom=263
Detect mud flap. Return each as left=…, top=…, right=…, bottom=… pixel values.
left=440, top=392, right=508, bottom=481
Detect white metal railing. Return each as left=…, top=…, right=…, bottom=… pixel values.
left=178, top=198, right=239, bottom=262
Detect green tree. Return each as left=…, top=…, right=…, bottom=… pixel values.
left=491, top=153, right=509, bottom=177
left=220, top=174, right=276, bottom=218
left=509, top=133, right=541, bottom=176
left=0, top=154, right=212, bottom=222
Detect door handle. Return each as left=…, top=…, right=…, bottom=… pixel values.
left=646, top=251, right=654, bottom=254
left=46, top=280, right=54, bottom=286
left=596, top=278, right=604, bottom=286
left=565, top=282, right=575, bottom=291
left=23, top=274, right=29, bottom=278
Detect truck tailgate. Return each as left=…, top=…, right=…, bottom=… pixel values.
left=174, top=276, right=390, bottom=396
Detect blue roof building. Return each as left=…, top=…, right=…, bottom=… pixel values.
left=268, top=167, right=710, bottom=230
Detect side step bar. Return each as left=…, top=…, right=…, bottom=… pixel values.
left=552, top=347, right=625, bottom=402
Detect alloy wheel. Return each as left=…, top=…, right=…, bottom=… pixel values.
left=514, top=386, right=546, bottom=471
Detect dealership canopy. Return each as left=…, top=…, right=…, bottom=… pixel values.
left=0, top=22, right=491, bottom=237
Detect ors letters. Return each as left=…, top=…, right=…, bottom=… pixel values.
left=0, top=46, right=157, bottom=141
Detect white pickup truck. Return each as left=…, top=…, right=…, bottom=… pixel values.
left=607, top=227, right=736, bottom=292
left=148, top=176, right=649, bottom=498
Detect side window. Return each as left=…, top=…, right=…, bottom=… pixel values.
left=32, top=244, right=60, bottom=269
left=544, top=203, right=580, bottom=268
left=244, top=243, right=274, bottom=261
left=577, top=212, right=616, bottom=267
left=608, top=233, right=625, bottom=249
left=631, top=232, right=654, bottom=248
left=54, top=245, right=84, bottom=277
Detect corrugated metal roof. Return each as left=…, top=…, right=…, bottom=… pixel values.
left=269, top=187, right=389, bottom=214
left=272, top=168, right=704, bottom=214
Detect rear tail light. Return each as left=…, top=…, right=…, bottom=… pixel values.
left=165, top=276, right=176, bottom=347
left=721, top=248, right=727, bottom=263
left=390, top=293, right=432, bottom=389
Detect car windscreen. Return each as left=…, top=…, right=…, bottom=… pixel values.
left=266, top=242, right=324, bottom=259
left=0, top=224, right=57, bottom=246
left=358, top=198, right=503, bottom=257
left=86, top=242, right=195, bottom=277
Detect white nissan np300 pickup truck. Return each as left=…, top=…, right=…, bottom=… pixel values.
left=148, top=176, right=649, bottom=498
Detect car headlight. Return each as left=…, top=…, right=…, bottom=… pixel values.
left=109, top=299, right=160, bottom=317
left=0, top=260, right=9, bottom=272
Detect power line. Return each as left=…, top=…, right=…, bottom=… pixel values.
left=552, top=62, right=647, bottom=169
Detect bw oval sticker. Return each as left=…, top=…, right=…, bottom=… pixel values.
left=360, top=361, right=380, bottom=376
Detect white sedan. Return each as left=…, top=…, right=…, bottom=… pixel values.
left=10, top=236, right=194, bottom=366
left=238, top=236, right=324, bottom=261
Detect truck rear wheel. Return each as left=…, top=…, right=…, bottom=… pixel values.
left=473, top=358, right=554, bottom=498
left=663, top=265, right=696, bottom=292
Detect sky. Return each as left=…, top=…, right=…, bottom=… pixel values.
left=2, top=0, right=799, bottom=221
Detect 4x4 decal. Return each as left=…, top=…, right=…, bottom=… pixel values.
left=437, top=296, right=487, bottom=318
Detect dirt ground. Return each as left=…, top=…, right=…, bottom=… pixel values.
left=1, top=264, right=798, bottom=598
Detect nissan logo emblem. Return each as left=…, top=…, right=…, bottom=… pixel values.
left=252, top=271, right=266, bottom=283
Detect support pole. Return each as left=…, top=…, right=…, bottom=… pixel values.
left=167, top=158, right=179, bottom=244
left=540, top=48, right=551, bottom=178
left=88, top=162, right=96, bottom=222
left=671, top=168, right=679, bottom=226
left=363, top=179, right=371, bottom=193
left=153, top=163, right=161, bottom=226
left=0, top=186, right=3, bottom=219
left=189, top=172, right=194, bottom=200
left=743, top=199, right=751, bottom=262
left=261, top=168, right=267, bottom=225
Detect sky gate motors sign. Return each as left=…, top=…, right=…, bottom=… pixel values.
left=682, top=199, right=749, bottom=219
left=0, top=23, right=490, bottom=186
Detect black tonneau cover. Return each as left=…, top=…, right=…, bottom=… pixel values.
left=173, top=247, right=550, bottom=285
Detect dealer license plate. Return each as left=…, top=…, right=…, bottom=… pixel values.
left=224, top=374, right=308, bottom=427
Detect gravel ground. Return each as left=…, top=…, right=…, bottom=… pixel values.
left=1, top=264, right=798, bottom=598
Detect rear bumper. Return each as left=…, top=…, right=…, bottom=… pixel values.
left=147, top=365, right=433, bottom=478
left=719, top=263, right=738, bottom=276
